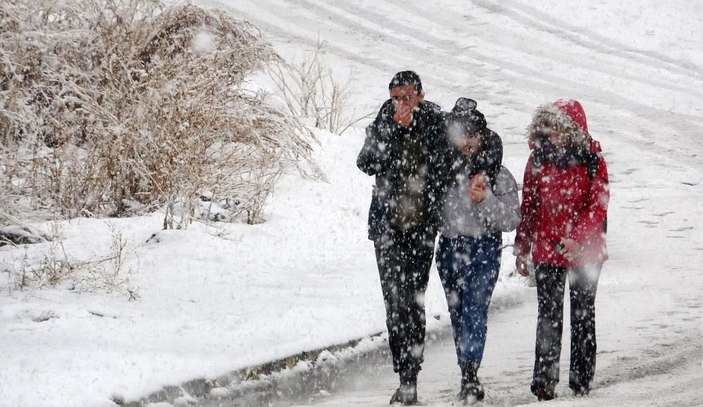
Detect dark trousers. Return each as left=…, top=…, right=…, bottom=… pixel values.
left=435, top=234, right=501, bottom=368
left=374, top=228, right=435, bottom=380
left=532, top=263, right=602, bottom=393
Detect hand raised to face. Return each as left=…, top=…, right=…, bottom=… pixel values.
left=467, top=173, right=487, bottom=204
left=393, top=103, right=414, bottom=128
left=390, top=85, right=423, bottom=128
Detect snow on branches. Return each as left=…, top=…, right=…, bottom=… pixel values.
left=0, top=0, right=314, bottom=226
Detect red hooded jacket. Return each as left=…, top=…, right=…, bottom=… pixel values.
left=514, top=99, right=609, bottom=267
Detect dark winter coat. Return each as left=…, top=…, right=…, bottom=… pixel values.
left=514, top=100, right=609, bottom=267
left=357, top=99, right=448, bottom=240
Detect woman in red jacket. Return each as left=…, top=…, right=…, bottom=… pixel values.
left=514, top=99, right=609, bottom=401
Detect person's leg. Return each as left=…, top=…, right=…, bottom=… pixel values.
left=380, top=229, right=433, bottom=405
left=458, top=234, right=501, bottom=366
left=399, top=231, right=434, bottom=378
left=531, top=263, right=567, bottom=400
left=435, top=235, right=466, bottom=362
left=568, top=264, right=601, bottom=395
left=374, top=235, right=405, bottom=374
left=458, top=234, right=501, bottom=401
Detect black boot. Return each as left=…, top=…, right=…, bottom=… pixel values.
left=459, top=363, right=485, bottom=402
left=570, top=383, right=590, bottom=396
left=534, top=387, right=556, bottom=401
left=569, top=372, right=592, bottom=396
left=390, top=370, right=418, bottom=405
left=531, top=381, right=556, bottom=401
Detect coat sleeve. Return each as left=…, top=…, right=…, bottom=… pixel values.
left=356, top=101, right=398, bottom=176
left=475, top=168, right=521, bottom=232
left=569, top=156, right=609, bottom=245
left=513, top=154, right=538, bottom=256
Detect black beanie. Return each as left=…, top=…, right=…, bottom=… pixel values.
left=388, top=70, right=423, bottom=93
left=448, top=97, right=487, bottom=135
left=447, top=98, right=503, bottom=187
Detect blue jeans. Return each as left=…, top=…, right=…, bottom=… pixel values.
left=436, top=234, right=501, bottom=367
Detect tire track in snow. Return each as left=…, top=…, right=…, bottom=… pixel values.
left=201, top=0, right=379, bottom=66
left=595, top=315, right=702, bottom=405
left=203, top=0, right=474, bottom=97
left=215, top=0, right=609, bottom=108
left=280, top=0, right=703, bottom=166
left=299, top=0, right=703, bottom=113
left=394, top=1, right=703, bottom=165
left=324, top=0, right=703, bottom=149
left=229, top=0, right=498, bottom=89
left=486, top=0, right=703, bottom=79
left=206, top=0, right=703, bottom=167
left=400, top=0, right=703, bottom=101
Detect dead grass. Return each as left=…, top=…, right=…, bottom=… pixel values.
left=0, top=0, right=315, bottom=225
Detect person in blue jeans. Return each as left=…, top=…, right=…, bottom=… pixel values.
left=436, top=98, right=520, bottom=402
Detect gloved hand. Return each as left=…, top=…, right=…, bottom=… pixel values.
left=515, top=255, right=530, bottom=277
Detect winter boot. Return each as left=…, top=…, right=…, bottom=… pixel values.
left=390, top=370, right=418, bottom=405
left=459, top=363, right=485, bottom=402
left=531, top=382, right=556, bottom=401
left=569, top=373, right=592, bottom=396
left=534, top=387, right=556, bottom=401
left=570, top=383, right=590, bottom=396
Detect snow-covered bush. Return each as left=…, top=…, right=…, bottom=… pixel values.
left=0, top=0, right=313, bottom=226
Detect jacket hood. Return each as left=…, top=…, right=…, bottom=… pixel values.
left=527, top=98, right=591, bottom=149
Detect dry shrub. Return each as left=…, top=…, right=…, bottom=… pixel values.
left=0, top=0, right=314, bottom=225
left=269, top=41, right=357, bottom=135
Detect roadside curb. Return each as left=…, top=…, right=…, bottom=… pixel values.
left=119, top=281, right=530, bottom=406
left=119, top=331, right=392, bottom=407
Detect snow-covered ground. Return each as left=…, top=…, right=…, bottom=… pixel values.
left=1, top=1, right=702, bottom=406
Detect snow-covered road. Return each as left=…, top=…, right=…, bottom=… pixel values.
left=288, top=277, right=702, bottom=406
left=286, top=249, right=703, bottom=406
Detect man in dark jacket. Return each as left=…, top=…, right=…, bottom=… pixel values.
left=356, top=71, right=448, bottom=405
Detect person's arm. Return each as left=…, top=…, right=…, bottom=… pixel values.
left=568, top=156, right=609, bottom=249
left=356, top=101, right=399, bottom=176
left=514, top=155, right=538, bottom=275
left=514, top=155, right=538, bottom=254
left=425, top=108, right=452, bottom=232
left=474, top=168, right=521, bottom=232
